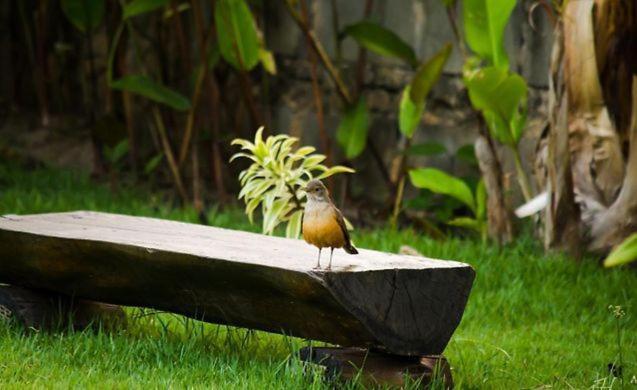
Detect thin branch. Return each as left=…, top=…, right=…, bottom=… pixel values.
left=152, top=107, right=188, bottom=203
left=283, top=0, right=352, bottom=105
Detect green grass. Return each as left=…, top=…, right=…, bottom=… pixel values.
left=1, top=162, right=636, bottom=388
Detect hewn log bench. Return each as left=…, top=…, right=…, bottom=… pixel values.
left=0, top=211, right=474, bottom=383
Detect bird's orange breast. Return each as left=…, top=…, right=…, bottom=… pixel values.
left=302, top=209, right=345, bottom=249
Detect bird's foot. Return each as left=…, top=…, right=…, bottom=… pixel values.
left=325, top=265, right=332, bottom=271
left=313, top=265, right=322, bottom=270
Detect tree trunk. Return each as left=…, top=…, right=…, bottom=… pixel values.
left=539, top=0, right=637, bottom=254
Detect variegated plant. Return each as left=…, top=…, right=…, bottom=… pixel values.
left=230, top=127, right=354, bottom=238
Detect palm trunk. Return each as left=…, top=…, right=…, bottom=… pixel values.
left=540, top=0, right=637, bottom=254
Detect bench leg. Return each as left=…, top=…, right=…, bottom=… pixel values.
left=0, top=284, right=126, bottom=331
left=300, top=346, right=453, bottom=388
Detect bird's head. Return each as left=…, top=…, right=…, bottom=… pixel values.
left=303, top=180, right=329, bottom=203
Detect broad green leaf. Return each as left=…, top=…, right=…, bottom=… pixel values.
left=343, top=21, right=418, bottom=68
left=215, top=0, right=260, bottom=70
left=408, top=167, right=475, bottom=211
left=465, top=66, right=527, bottom=146
left=603, top=233, right=637, bottom=268
left=398, top=86, right=424, bottom=138
left=144, top=153, right=164, bottom=175
left=123, top=0, right=169, bottom=19
left=315, top=165, right=355, bottom=180
left=336, top=98, right=369, bottom=160
left=111, top=75, right=191, bottom=111
left=285, top=209, right=303, bottom=238
left=463, top=0, right=516, bottom=68
left=410, top=43, right=452, bottom=103
left=61, top=0, right=104, bottom=32
left=405, top=142, right=447, bottom=156
left=447, top=217, right=481, bottom=232
left=107, top=139, right=129, bottom=164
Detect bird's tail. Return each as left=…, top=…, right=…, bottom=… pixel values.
left=344, top=243, right=358, bottom=255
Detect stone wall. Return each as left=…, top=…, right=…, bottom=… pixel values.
left=264, top=0, right=553, bottom=202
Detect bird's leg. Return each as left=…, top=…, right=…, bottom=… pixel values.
left=327, top=248, right=334, bottom=270
left=314, top=248, right=322, bottom=269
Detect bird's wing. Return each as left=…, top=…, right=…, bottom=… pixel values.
left=332, top=206, right=351, bottom=245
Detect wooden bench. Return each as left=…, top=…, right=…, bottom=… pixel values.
left=0, top=211, right=474, bottom=385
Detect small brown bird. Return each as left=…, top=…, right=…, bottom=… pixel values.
left=302, top=179, right=358, bottom=270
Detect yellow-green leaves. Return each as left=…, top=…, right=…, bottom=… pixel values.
left=110, top=75, right=191, bottom=111
left=465, top=66, right=527, bottom=146
left=337, top=98, right=369, bottom=160
left=343, top=21, right=418, bottom=68
left=215, top=0, right=260, bottom=71
left=398, top=44, right=452, bottom=137
left=231, top=127, right=354, bottom=238
left=603, top=233, right=637, bottom=268
left=61, top=0, right=104, bottom=32
left=463, top=0, right=516, bottom=69
left=409, top=168, right=475, bottom=212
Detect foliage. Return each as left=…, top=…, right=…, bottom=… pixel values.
left=343, top=21, right=418, bottom=68
left=460, top=0, right=533, bottom=201
left=103, top=139, right=130, bottom=167
left=603, top=233, right=637, bottom=267
left=61, top=0, right=104, bottom=32
left=110, top=75, right=191, bottom=111
left=215, top=0, right=260, bottom=71
left=399, top=44, right=452, bottom=138
left=336, top=98, right=369, bottom=160
left=462, top=0, right=517, bottom=69
left=409, top=168, right=487, bottom=239
left=230, top=128, right=354, bottom=237
left=122, top=0, right=170, bottom=19
left=464, top=66, right=527, bottom=148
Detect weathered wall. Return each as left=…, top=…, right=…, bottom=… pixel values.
left=264, top=0, right=553, bottom=202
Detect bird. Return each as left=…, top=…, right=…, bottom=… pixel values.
left=301, top=179, right=358, bottom=270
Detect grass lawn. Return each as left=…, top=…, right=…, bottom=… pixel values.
left=1, top=162, right=636, bottom=389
